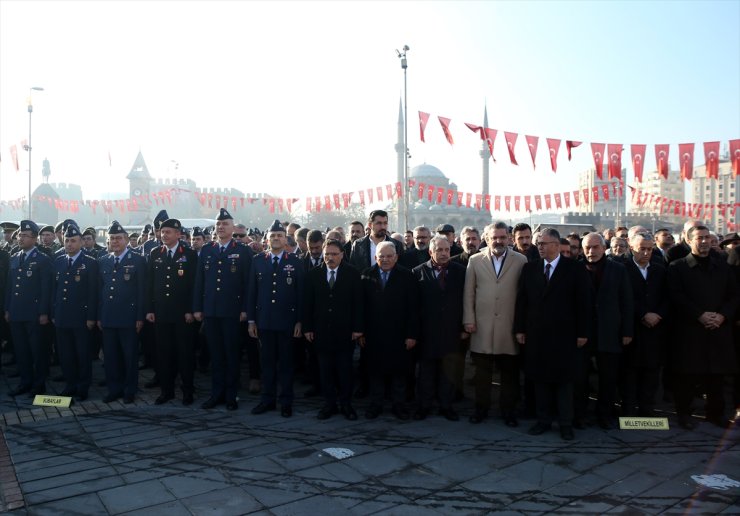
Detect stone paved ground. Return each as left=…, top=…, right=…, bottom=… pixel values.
left=1, top=354, right=739, bottom=515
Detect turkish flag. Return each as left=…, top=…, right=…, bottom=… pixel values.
left=591, top=143, right=606, bottom=179
left=573, top=190, right=580, bottom=207
left=731, top=139, right=740, bottom=177
left=465, top=192, right=472, bottom=208
left=457, top=191, right=463, bottom=206
left=534, top=195, right=542, bottom=211
left=524, top=196, right=531, bottom=211
left=554, top=193, right=562, bottom=209
left=484, top=194, right=491, bottom=211
left=342, top=193, right=350, bottom=208
left=504, top=196, right=511, bottom=212
left=367, top=187, right=374, bottom=202
left=546, top=138, right=560, bottom=173
left=607, top=144, right=623, bottom=180
left=563, top=192, right=570, bottom=208
left=419, top=112, right=430, bottom=142
left=544, top=194, right=551, bottom=210
left=514, top=196, right=521, bottom=211
left=566, top=140, right=582, bottom=161
left=9, top=145, right=19, bottom=171
left=446, top=189, right=454, bottom=205
left=386, top=184, right=393, bottom=200
left=483, top=128, right=497, bottom=160
left=704, top=141, right=720, bottom=179
left=655, top=144, right=670, bottom=179
left=464, top=123, right=481, bottom=135
left=417, top=183, right=425, bottom=200
left=592, top=186, right=599, bottom=203
left=376, top=187, right=384, bottom=202
left=269, top=199, right=275, bottom=214
left=436, top=187, right=444, bottom=204
left=396, top=182, right=403, bottom=198
left=438, top=116, right=454, bottom=145
left=427, top=184, right=434, bottom=202
left=678, top=143, right=694, bottom=180
left=504, top=132, right=519, bottom=165
left=278, top=198, right=284, bottom=213
left=525, top=135, right=539, bottom=169
left=631, top=144, right=647, bottom=182
left=359, top=190, right=365, bottom=205
left=331, top=194, right=338, bottom=210
left=475, top=194, right=482, bottom=211
left=324, top=195, right=332, bottom=211
left=601, top=184, right=610, bottom=200
left=494, top=195, right=501, bottom=211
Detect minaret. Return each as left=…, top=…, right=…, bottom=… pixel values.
left=394, top=97, right=406, bottom=228
left=479, top=105, right=491, bottom=204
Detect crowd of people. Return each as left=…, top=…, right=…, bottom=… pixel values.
left=1, top=208, right=738, bottom=440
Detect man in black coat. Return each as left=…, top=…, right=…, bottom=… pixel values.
left=299, top=229, right=324, bottom=397
left=512, top=223, right=540, bottom=263
left=667, top=225, right=738, bottom=429
left=303, top=239, right=363, bottom=420
left=514, top=228, right=591, bottom=440
left=578, top=233, right=634, bottom=430
left=399, top=226, right=431, bottom=269
left=622, top=232, right=669, bottom=417
left=666, top=220, right=700, bottom=264
left=450, top=226, right=481, bottom=267
left=146, top=218, right=199, bottom=406
left=412, top=235, right=466, bottom=421
left=360, top=241, right=419, bottom=420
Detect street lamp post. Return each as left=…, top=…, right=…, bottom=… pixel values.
left=396, top=45, right=410, bottom=231
left=25, top=86, right=44, bottom=219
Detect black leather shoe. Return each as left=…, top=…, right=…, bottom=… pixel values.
left=528, top=422, right=552, bottom=436
left=317, top=405, right=338, bottom=420
left=8, top=385, right=31, bottom=397
left=469, top=410, right=487, bottom=424
left=365, top=405, right=382, bottom=419
left=155, top=394, right=174, bottom=405
left=102, top=393, right=121, bottom=403
left=281, top=405, right=293, bottom=418
left=182, top=393, right=194, bottom=406
left=413, top=408, right=428, bottom=421
left=251, top=402, right=276, bottom=415
left=560, top=425, right=575, bottom=440
left=201, top=397, right=224, bottom=409
left=392, top=405, right=409, bottom=421
left=440, top=408, right=459, bottom=422
left=341, top=405, right=358, bottom=421
left=226, top=400, right=238, bottom=411
left=123, top=395, right=135, bottom=404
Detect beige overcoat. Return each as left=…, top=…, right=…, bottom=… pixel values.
left=463, top=249, right=527, bottom=355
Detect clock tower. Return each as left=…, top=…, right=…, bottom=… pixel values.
left=126, top=150, right=153, bottom=225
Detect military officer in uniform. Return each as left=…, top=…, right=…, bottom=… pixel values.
left=52, top=224, right=98, bottom=401
left=146, top=218, right=198, bottom=405
left=193, top=208, right=253, bottom=410
left=39, top=225, right=60, bottom=255
left=97, top=221, right=147, bottom=404
left=248, top=220, right=304, bottom=417
left=0, top=222, right=19, bottom=252
left=5, top=220, right=53, bottom=396
left=141, top=210, right=169, bottom=258
left=82, top=227, right=105, bottom=258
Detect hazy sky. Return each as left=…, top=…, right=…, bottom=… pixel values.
left=1, top=0, right=738, bottom=204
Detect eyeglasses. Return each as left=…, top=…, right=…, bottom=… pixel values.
left=536, top=241, right=558, bottom=247
left=233, top=234, right=246, bottom=238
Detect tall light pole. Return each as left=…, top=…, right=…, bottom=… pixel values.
left=25, top=86, right=44, bottom=219
left=396, top=45, right=410, bottom=231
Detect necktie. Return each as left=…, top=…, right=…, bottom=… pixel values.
left=381, top=270, right=388, bottom=288
left=168, top=250, right=173, bottom=260
left=273, top=255, right=279, bottom=272
left=68, top=257, right=73, bottom=270
left=114, top=257, right=120, bottom=270
left=329, top=269, right=336, bottom=289
left=19, top=253, right=26, bottom=267
left=437, top=267, right=446, bottom=289
left=545, top=263, right=552, bottom=284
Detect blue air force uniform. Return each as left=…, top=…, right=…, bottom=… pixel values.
left=193, top=209, right=253, bottom=408
left=98, top=222, right=147, bottom=401
left=5, top=221, right=54, bottom=395
left=247, top=220, right=304, bottom=412
left=52, top=225, right=99, bottom=399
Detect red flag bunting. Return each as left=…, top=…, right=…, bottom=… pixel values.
left=544, top=194, right=551, bottom=210
left=438, top=116, right=454, bottom=145
left=601, top=184, right=610, bottom=200
left=554, top=193, right=562, bottom=209
left=704, top=141, right=720, bottom=179
left=376, top=187, right=383, bottom=202
left=419, top=112, right=430, bottom=143
left=465, top=192, right=472, bottom=208
left=446, top=189, right=454, bottom=205
left=592, top=186, right=599, bottom=203
left=631, top=144, right=646, bottom=183
left=573, top=190, right=580, bottom=207
left=484, top=194, right=491, bottom=212
left=305, top=197, right=312, bottom=212
left=731, top=139, right=740, bottom=177
left=475, top=194, right=482, bottom=211
left=504, top=196, right=511, bottom=212
left=342, top=193, right=350, bottom=208
left=457, top=191, right=463, bottom=207
left=386, top=184, right=393, bottom=200
left=395, top=182, right=403, bottom=199
left=494, top=195, right=501, bottom=211
left=525, top=135, right=539, bottom=169
left=504, top=132, right=518, bottom=165
left=591, top=143, right=606, bottom=180
left=436, top=187, right=444, bottom=204
left=427, top=185, right=434, bottom=202
left=655, top=144, right=670, bottom=179
left=607, top=144, right=623, bottom=180
left=483, top=128, right=497, bottom=160
left=546, top=138, right=560, bottom=173
left=333, top=193, right=340, bottom=210
left=9, top=145, right=19, bottom=171
left=464, top=123, right=480, bottom=135
left=566, top=140, right=582, bottom=161
left=678, top=143, right=694, bottom=180
left=324, top=195, right=332, bottom=211
left=534, top=195, right=542, bottom=211
left=359, top=190, right=365, bottom=205
left=367, top=189, right=374, bottom=203
left=524, top=196, right=531, bottom=211
left=514, top=196, right=521, bottom=211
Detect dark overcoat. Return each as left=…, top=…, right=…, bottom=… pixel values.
left=623, top=259, right=669, bottom=368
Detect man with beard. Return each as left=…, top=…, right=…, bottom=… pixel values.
left=512, top=223, right=540, bottom=263
left=668, top=225, right=738, bottom=429
left=400, top=226, right=432, bottom=269
left=464, top=222, right=527, bottom=425
left=451, top=226, right=481, bottom=267
left=515, top=228, right=591, bottom=440
left=413, top=235, right=466, bottom=421
left=344, top=221, right=365, bottom=256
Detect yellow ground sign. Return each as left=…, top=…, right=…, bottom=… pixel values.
left=619, top=417, right=669, bottom=430
left=32, top=395, right=72, bottom=408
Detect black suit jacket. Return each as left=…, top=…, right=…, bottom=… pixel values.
left=303, top=262, right=363, bottom=353
left=514, top=257, right=592, bottom=382
left=147, top=243, right=198, bottom=323
left=399, top=248, right=429, bottom=269
left=624, top=259, right=668, bottom=368
left=349, top=235, right=404, bottom=272
left=588, top=259, right=634, bottom=353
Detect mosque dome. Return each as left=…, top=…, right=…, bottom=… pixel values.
left=409, top=163, right=446, bottom=179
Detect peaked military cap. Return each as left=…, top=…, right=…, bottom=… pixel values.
left=181, top=227, right=190, bottom=236
left=39, top=225, right=55, bottom=234
left=107, top=220, right=126, bottom=235
left=161, top=218, right=181, bottom=230
left=64, top=225, right=82, bottom=238
left=82, top=227, right=96, bottom=237
left=20, top=220, right=40, bottom=234
left=267, top=219, right=286, bottom=234
left=216, top=208, right=233, bottom=221
left=142, top=223, right=153, bottom=234
left=1, top=221, right=19, bottom=232
left=192, top=226, right=204, bottom=237
left=153, top=210, right=169, bottom=229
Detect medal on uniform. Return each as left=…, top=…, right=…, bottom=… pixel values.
left=231, top=265, right=237, bottom=273
left=124, top=273, right=130, bottom=281
left=178, top=269, right=184, bottom=277
left=27, top=270, right=32, bottom=277
left=75, top=275, right=81, bottom=282
left=286, top=276, right=292, bottom=285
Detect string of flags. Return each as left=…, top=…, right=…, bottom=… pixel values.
left=418, top=111, right=740, bottom=182
left=628, top=185, right=738, bottom=221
